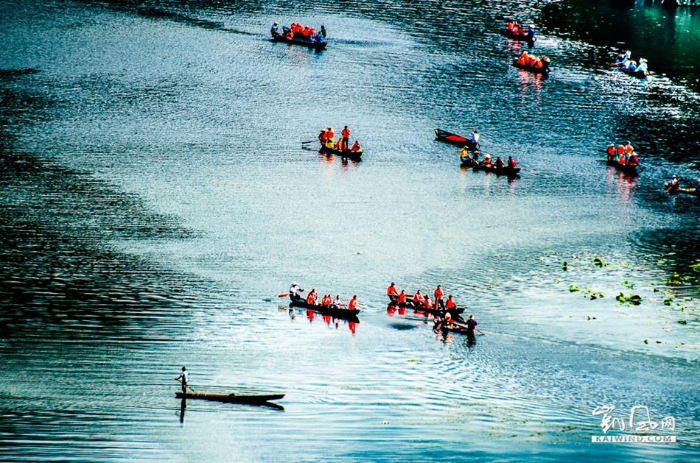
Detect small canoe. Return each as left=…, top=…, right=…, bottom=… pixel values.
left=606, top=159, right=638, bottom=177
left=435, top=129, right=479, bottom=150
left=271, top=31, right=327, bottom=50
left=176, top=392, right=285, bottom=404
left=435, top=321, right=477, bottom=339
left=664, top=182, right=698, bottom=196
left=500, top=28, right=536, bottom=44
left=290, top=298, right=361, bottom=319
left=512, top=59, right=550, bottom=75
left=320, top=145, right=363, bottom=160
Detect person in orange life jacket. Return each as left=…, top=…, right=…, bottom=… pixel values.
left=412, top=290, right=424, bottom=308
left=616, top=144, right=625, bottom=162
left=306, top=289, right=318, bottom=305
left=319, top=128, right=328, bottom=146
left=334, top=137, right=343, bottom=150
left=495, top=156, right=505, bottom=169
left=618, top=150, right=627, bottom=165
left=302, top=26, right=311, bottom=39
left=627, top=151, right=639, bottom=168
left=445, top=295, right=457, bottom=311
left=348, top=295, right=358, bottom=311
left=397, top=290, right=407, bottom=305
left=460, top=145, right=471, bottom=161
left=517, top=51, right=529, bottom=66
left=507, top=156, right=517, bottom=169
left=606, top=143, right=616, bottom=162
left=423, top=295, right=434, bottom=310
left=321, top=294, right=332, bottom=307
left=481, top=153, right=493, bottom=168
left=624, top=142, right=633, bottom=155
left=341, top=126, right=350, bottom=151
left=325, top=127, right=335, bottom=148
left=350, top=140, right=361, bottom=152
left=434, top=285, right=444, bottom=308
left=387, top=282, right=399, bottom=301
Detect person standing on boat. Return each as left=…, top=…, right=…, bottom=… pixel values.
left=387, top=282, right=399, bottom=302
left=459, top=145, right=471, bottom=161
left=320, top=25, right=327, bottom=39
left=471, top=129, right=480, bottom=148
left=348, top=295, right=359, bottom=312
left=434, top=285, right=444, bottom=309
left=289, top=282, right=304, bottom=301
left=466, top=314, right=478, bottom=338
left=341, top=126, right=350, bottom=152
left=527, top=24, right=536, bottom=39
left=175, top=366, right=189, bottom=394
left=325, top=127, right=335, bottom=148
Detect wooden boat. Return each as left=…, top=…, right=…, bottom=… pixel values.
left=271, top=31, right=327, bottom=50
left=387, top=297, right=465, bottom=316
left=290, top=298, right=361, bottom=319
left=500, top=27, right=536, bottom=44
left=664, top=182, right=698, bottom=196
left=512, top=59, right=550, bottom=75
left=473, top=163, right=521, bottom=177
left=176, top=391, right=285, bottom=404
left=320, top=144, right=363, bottom=160
left=435, top=321, right=476, bottom=339
left=615, top=63, right=648, bottom=78
left=606, top=159, right=638, bottom=177
left=435, top=129, right=479, bottom=150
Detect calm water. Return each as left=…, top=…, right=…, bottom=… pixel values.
left=1, top=0, right=699, bottom=461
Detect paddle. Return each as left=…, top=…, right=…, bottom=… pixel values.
left=301, top=140, right=316, bottom=144
left=278, top=292, right=290, bottom=298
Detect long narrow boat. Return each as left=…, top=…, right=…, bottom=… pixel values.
left=320, top=145, right=363, bottom=160
left=435, top=129, right=479, bottom=150
left=606, top=159, right=638, bottom=177
left=290, top=298, right=361, bottom=319
left=512, top=59, right=550, bottom=75
left=176, top=391, right=285, bottom=404
left=473, top=163, right=521, bottom=177
left=614, top=63, right=648, bottom=78
left=271, top=31, right=327, bottom=50
left=387, top=302, right=465, bottom=323
left=665, top=182, right=698, bottom=196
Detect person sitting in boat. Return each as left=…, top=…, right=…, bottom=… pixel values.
left=271, top=21, right=280, bottom=36
left=495, top=156, right=505, bottom=169
left=472, top=150, right=480, bottom=162
left=289, top=282, right=305, bottom=301
left=507, top=156, right=517, bottom=169
left=481, top=153, right=493, bottom=168
left=320, top=294, right=332, bottom=307
left=624, top=142, right=634, bottom=155
left=665, top=176, right=680, bottom=193
left=615, top=144, right=625, bottom=162
left=412, top=290, right=425, bottom=309
left=334, top=137, right=343, bottom=151
left=387, top=282, right=399, bottom=301
left=517, top=51, right=529, bottom=66
left=350, top=140, right=361, bottom=152
left=471, top=128, right=480, bottom=147
left=325, top=127, right=335, bottom=148
left=627, top=151, right=639, bottom=168
left=423, top=295, right=434, bottom=310
left=618, top=50, right=632, bottom=67
left=333, top=295, right=345, bottom=308
left=618, top=150, right=627, bottom=165
left=445, top=295, right=457, bottom=311
left=348, top=295, right=359, bottom=312
left=459, top=145, right=471, bottom=161
left=394, top=290, right=406, bottom=305
left=634, top=58, right=648, bottom=74
left=606, top=143, right=616, bottom=162
left=306, top=289, right=318, bottom=306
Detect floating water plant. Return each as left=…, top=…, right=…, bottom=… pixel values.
left=593, top=256, right=607, bottom=267
left=569, top=284, right=579, bottom=292
left=622, top=280, right=635, bottom=289
left=616, top=292, right=642, bottom=305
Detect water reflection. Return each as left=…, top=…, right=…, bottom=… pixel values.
left=287, top=307, right=359, bottom=334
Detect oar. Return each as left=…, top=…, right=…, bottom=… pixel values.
left=301, top=140, right=316, bottom=144
left=278, top=292, right=290, bottom=298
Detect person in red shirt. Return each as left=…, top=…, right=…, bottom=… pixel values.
left=341, top=126, right=350, bottom=151
left=445, top=295, right=457, bottom=311
left=397, top=290, right=407, bottom=305
left=423, top=295, right=434, bottom=310
left=387, top=282, right=399, bottom=302
left=306, top=289, right=318, bottom=305
left=434, top=285, right=444, bottom=308
left=348, top=295, right=358, bottom=311
left=412, top=290, right=424, bottom=309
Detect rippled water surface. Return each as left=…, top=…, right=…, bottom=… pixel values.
left=1, top=0, right=699, bottom=461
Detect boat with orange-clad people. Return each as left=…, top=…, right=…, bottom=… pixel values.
left=270, top=21, right=327, bottom=50
left=501, top=21, right=536, bottom=45
left=386, top=283, right=465, bottom=320
left=317, top=127, right=363, bottom=160
left=512, top=51, right=550, bottom=75
left=285, top=287, right=360, bottom=320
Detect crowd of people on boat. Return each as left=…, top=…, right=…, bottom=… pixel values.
left=318, top=126, right=361, bottom=152
left=515, top=51, right=550, bottom=70
left=616, top=50, right=648, bottom=74
left=289, top=282, right=358, bottom=311
left=605, top=142, right=640, bottom=167
left=460, top=146, right=517, bottom=170
left=506, top=21, right=536, bottom=39
left=271, top=21, right=326, bottom=43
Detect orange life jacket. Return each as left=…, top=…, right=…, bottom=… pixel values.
left=619, top=153, right=627, bottom=165
left=606, top=146, right=615, bottom=156
left=398, top=293, right=406, bottom=304
left=387, top=285, right=398, bottom=297
left=446, top=298, right=456, bottom=310
left=434, top=287, right=443, bottom=301
left=625, top=144, right=633, bottom=155
left=342, top=128, right=350, bottom=139
left=348, top=298, right=358, bottom=310
left=616, top=145, right=625, bottom=156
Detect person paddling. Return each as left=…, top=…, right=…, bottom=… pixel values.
left=387, top=282, right=399, bottom=302
left=289, top=282, right=305, bottom=302
left=175, top=366, right=189, bottom=394
left=348, top=295, right=359, bottom=311
left=466, top=314, right=478, bottom=338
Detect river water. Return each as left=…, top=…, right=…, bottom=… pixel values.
left=1, top=0, right=698, bottom=461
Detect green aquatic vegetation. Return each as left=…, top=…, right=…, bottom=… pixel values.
left=569, top=284, right=579, bottom=292
left=663, top=297, right=674, bottom=306
left=562, top=261, right=568, bottom=271
left=616, top=292, right=642, bottom=305
left=678, top=320, right=688, bottom=325
left=622, top=280, right=635, bottom=289
left=555, top=278, right=562, bottom=284
left=593, top=256, right=607, bottom=268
